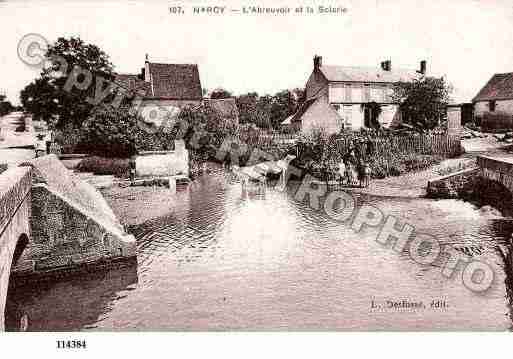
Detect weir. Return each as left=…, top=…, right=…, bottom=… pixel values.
left=0, top=155, right=136, bottom=331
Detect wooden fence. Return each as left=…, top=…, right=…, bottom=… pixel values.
left=220, top=132, right=461, bottom=163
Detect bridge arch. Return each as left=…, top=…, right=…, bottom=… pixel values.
left=0, top=166, right=32, bottom=331
left=4, top=233, right=30, bottom=331
left=477, top=156, right=513, bottom=215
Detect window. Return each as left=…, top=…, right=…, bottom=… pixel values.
left=489, top=100, right=496, bottom=112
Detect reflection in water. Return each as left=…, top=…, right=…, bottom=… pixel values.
left=6, top=170, right=513, bottom=330
left=6, top=263, right=138, bottom=331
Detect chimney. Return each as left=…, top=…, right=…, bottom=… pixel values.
left=419, top=60, right=427, bottom=75
left=144, top=54, right=150, bottom=82
left=385, top=60, right=391, bottom=71
left=314, top=55, right=322, bottom=70
left=381, top=60, right=391, bottom=71
left=140, top=67, right=145, bottom=80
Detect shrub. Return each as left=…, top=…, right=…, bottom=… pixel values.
left=79, top=105, right=145, bottom=157
left=76, top=156, right=129, bottom=177
left=53, top=125, right=83, bottom=154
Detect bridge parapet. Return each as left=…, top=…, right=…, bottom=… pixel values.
left=477, top=155, right=513, bottom=193
left=0, top=167, right=31, bottom=238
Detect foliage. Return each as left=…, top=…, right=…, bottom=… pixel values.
left=0, top=95, right=14, bottom=116
left=76, top=156, right=129, bottom=177
left=52, top=124, right=83, bottom=154
left=209, top=88, right=232, bottom=99
left=78, top=105, right=143, bottom=157
left=173, top=103, right=238, bottom=160
left=295, top=131, right=455, bottom=180
left=20, top=36, right=114, bottom=128
left=235, top=88, right=305, bottom=129
left=391, top=77, right=452, bottom=130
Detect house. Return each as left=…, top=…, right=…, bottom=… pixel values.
left=115, top=55, right=203, bottom=125
left=288, top=56, right=426, bottom=134
left=473, top=72, right=513, bottom=118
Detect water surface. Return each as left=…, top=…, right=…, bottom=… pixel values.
left=7, top=171, right=513, bottom=331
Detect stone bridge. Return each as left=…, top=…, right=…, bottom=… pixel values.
left=0, top=167, right=32, bottom=331
left=477, top=155, right=513, bottom=193
left=0, top=155, right=137, bottom=331
left=427, top=154, right=513, bottom=200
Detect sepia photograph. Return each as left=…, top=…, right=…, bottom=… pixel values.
left=1, top=0, right=513, bottom=352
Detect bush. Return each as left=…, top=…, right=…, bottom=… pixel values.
left=76, top=156, right=129, bottom=177
left=78, top=106, right=142, bottom=157
left=53, top=125, right=83, bottom=154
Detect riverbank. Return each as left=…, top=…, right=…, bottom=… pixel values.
left=348, top=136, right=513, bottom=198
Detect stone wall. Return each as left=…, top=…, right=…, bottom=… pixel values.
left=135, top=140, right=189, bottom=178
left=426, top=168, right=478, bottom=198
left=15, top=184, right=135, bottom=274
left=15, top=155, right=136, bottom=276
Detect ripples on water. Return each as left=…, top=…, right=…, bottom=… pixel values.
left=6, top=170, right=513, bottom=331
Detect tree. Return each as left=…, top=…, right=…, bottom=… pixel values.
left=235, top=89, right=305, bottom=129
left=391, top=77, right=452, bottom=130
left=236, top=92, right=259, bottom=124
left=235, top=92, right=272, bottom=128
left=210, top=88, right=232, bottom=99
left=20, top=36, right=114, bottom=128
left=79, top=105, right=143, bottom=157
left=0, top=95, right=14, bottom=116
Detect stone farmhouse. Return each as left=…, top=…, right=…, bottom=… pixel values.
left=473, top=72, right=513, bottom=118
left=115, top=55, right=239, bottom=126
left=285, top=56, right=427, bottom=134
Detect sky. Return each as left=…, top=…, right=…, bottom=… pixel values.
left=1, top=0, right=513, bottom=105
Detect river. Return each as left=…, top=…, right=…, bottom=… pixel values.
left=6, top=170, right=513, bottom=331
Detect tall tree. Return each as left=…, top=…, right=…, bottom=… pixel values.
left=236, top=92, right=259, bottom=124
left=20, top=36, right=114, bottom=128
left=391, top=77, right=452, bottom=130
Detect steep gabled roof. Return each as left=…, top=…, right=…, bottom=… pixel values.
left=148, top=63, right=202, bottom=100
left=114, top=73, right=151, bottom=96
left=319, top=65, right=421, bottom=83
left=473, top=73, right=513, bottom=102
left=284, top=96, right=342, bottom=124
left=287, top=97, right=318, bottom=123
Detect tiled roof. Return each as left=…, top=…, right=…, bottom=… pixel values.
left=288, top=97, right=318, bottom=123
left=114, top=74, right=151, bottom=96
left=319, top=65, right=421, bottom=83
left=203, top=98, right=239, bottom=120
left=286, top=96, right=342, bottom=124
left=473, top=73, right=513, bottom=102
left=148, top=63, right=202, bottom=100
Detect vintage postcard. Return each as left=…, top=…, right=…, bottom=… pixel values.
left=1, top=0, right=513, bottom=345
